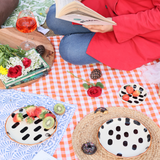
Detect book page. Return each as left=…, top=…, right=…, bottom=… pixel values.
left=57, top=1, right=116, bottom=25
left=59, top=14, right=115, bottom=25
left=55, top=0, right=75, bottom=16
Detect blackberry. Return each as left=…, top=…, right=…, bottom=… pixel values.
left=90, top=69, right=102, bottom=80
left=36, top=45, right=45, bottom=55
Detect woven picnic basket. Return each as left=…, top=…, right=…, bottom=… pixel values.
left=72, top=107, right=160, bottom=160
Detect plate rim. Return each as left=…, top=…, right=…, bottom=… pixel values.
left=5, top=106, right=58, bottom=146
left=97, top=116, right=152, bottom=158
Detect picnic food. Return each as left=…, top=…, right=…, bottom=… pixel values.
left=42, top=116, right=55, bottom=129
left=94, top=107, right=108, bottom=113
left=11, top=106, right=56, bottom=130
left=122, top=94, right=130, bottom=101
left=24, top=105, right=36, bottom=117
left=34, top=106, right=48, bottom=119
left=36, top=45, right=45, bottom=55
left=12, top=105, right=56, bottom=128
left=90, top=69, right=102, bottom=80
left=133, top=90, right=140, bottom=97
left=54, top=103, right=65, bottom=115
left=13, top=113, right=23, bottom=122
left=126, top=85, right=134, bottom=94
left=25, top=117, right=35, bottom=124
left=44, top=113, right=56, bottom=119
left=81, top=142, right=97, bottom=155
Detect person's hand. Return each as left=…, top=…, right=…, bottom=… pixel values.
left=82, top=24, right=113, bottom=33
left=82, top=18, right=113, bottom=33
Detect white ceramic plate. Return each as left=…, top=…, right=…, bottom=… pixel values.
left=98, top=117, right=151, bottom=157
left=5, top=107, right=57, bottom=145
left=119, top=83, right=147, bottom=105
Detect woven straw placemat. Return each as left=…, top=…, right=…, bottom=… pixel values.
left=72, top=107, right=160, bottom=160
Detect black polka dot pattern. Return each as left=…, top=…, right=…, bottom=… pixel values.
left=144, top=128, right=147, bottom=132
left=125, top=122, right=130, bottom=126
left=133, top=85, right=137, bottom=89
left=138, top=138, right=143, bottom=143
left=126, top=118, right=130, bottom=123
left=108, top=139, right=113, bottom=145
left=116, top=126, right=121, bottom=131
left=106, top=119, right=113, bottom=124
left=101, top=125, right=104, bottom=129
left=11, top=113, right=15, bottom=118
left=108, top=130, right=113, bottom=135
left=123, top=141, right=128, bottom=147
left=19, top=108, right=23, bottom=112
left=147, top=134, right=151, bottom=142
left=124, top=132, right=129, bottom=137
left=98, top=117, right=151, bottom=157
left=134, top=120, right=141, bottom=126
left=132, top=144, right=137, bottom=150
left=98, top=131, right=100, bottom=138
left=134, top=129, right=138, bottom=134
left=117, top=153, right=122, bottom=156
left=125, top=118, right=130, bottom=126
left=116, top=134, right=121, bottom=140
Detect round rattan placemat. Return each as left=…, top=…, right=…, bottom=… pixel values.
left=72, top=107, right=160, bottom=160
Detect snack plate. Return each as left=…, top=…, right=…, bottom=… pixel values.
left=5, top=107, right=58, bottom=145
left=119, top=83, right=147, bottom=105
left=98, top=117, right=151, bottom=157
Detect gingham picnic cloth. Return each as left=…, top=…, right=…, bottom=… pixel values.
left=16, top=36, right=160, bottom=160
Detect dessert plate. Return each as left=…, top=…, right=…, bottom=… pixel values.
left=5, top=107, right=57, bottom=145
left=98, top=117, right=151, bottom=157
left=119, top=83, right=147, bottom=105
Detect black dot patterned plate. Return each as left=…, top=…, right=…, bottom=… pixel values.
left=119, top=83, right=147, bottom=105
left=5, top=107, right=57, bottom=145
left=98, top=117, right=151, bottom=157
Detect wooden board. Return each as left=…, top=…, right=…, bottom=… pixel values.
left=0, top=27, right=55, bottom=89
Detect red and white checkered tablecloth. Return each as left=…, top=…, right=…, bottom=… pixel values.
left=16, top=36, right=160, bottom=160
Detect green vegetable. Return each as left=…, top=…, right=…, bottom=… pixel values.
left=0, top=45, right=26, bottom=68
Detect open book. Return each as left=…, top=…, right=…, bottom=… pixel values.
left=55, top=0, right=116, bottom=25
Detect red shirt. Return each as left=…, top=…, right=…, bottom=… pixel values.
left=81, top=0, right=160, bottom=70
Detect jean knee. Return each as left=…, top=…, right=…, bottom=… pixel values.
left=59, top=37, right=71, bottom=63
left=59, top=36, right=79, bottom=64
left=59, top=33, right=98, bottom=65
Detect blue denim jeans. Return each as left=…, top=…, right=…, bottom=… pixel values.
left=46, top=4, right=100, bottom=65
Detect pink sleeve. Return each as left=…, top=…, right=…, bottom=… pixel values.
left=112, top=1, right=160, bottom=43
